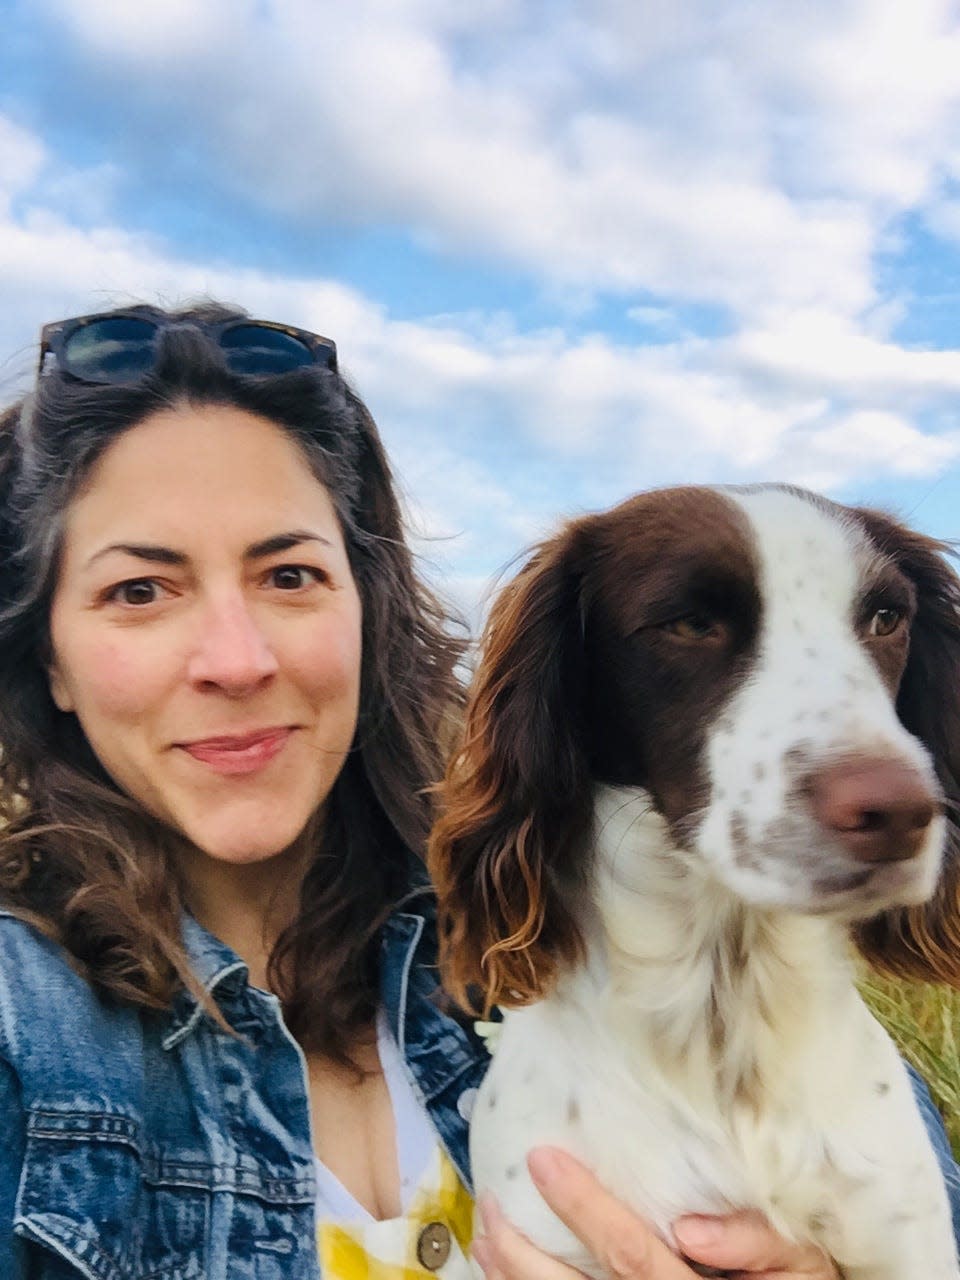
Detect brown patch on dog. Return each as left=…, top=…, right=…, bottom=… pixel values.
left=430, top=485, right=764, bottom=1010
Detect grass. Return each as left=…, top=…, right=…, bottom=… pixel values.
left=858, top=970, right=960, bottom=1157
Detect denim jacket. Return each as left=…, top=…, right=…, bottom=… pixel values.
left=0, top=891, right=488, bottom=1280
left=0, top=898, right=958, bottom=1279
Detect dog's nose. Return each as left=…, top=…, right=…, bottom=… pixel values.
left=810, top=758, right=938, bottom=863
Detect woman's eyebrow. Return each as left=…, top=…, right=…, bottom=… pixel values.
left=244, top=531, right=333, bottom=560
left=84, top=543, right=186, bottom=570
left=83, top=531, right=332, bottom=573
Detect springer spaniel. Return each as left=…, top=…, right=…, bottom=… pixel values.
left=429, top=484, right=960, bottom=1280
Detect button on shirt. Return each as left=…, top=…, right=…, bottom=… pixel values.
left=314, top=1009, right=475, bottom=1277
left=318, top=1146, right=473, bottom=1279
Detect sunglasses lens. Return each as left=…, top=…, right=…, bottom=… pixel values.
left=62, top=317, right=158, bottom=383
left=46, top=314, right=336, bottom=384
left=219, top=324, right=320, bottom=375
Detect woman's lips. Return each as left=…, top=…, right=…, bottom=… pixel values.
left=179, top=728, right=292, bottom=775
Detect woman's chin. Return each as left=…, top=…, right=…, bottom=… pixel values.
left=177, top=816, right=315, bottom=868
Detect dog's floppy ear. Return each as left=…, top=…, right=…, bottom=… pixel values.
left=851, top=512, right=960, bottom=988
left=428, top=522, right=595, bottom=1014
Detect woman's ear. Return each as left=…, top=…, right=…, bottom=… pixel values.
left=47, top=657, right=75, bottom=713
left=429, top=521, right=596, bottom=1014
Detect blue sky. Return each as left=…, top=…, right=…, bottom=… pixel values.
left=2, top=0, right=960, bottom=618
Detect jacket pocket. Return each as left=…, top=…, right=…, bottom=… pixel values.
left=15, top=1109, right=207, bottom=1280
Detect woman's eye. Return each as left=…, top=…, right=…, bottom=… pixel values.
left=269, top=565, right=325, bottom=591
left=869, top=607, right=903, bottom=637
left=662, top=613, right=723, bottom=641
left=109, top=579, right=161, bottom=606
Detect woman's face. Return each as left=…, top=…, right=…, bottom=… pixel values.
left=47, top=402, right=363, bottom=864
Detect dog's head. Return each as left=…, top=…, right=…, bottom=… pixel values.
left=428, top=484, right=960, bottom=1010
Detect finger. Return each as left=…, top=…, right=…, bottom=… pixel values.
left=673, top=1211, right=838, bottom=1278
left=526, top=1146, right=697, bottom=1279
left=475, top=1195, right=587, bottom=1280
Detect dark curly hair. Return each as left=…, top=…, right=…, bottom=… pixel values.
left=0, top=303, right=465, bottom=1062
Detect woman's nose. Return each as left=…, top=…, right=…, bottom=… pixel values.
left=186, top=598, right=279, bottom=694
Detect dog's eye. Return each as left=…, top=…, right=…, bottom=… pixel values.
left=662, top=613, right=723, bottom=641
left=868, top=607, right=903, bottom=638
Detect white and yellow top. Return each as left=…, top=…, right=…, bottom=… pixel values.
left=315, top=1011, right=476, bottom=1279
left=318, top=1143, right=475, bottom=1280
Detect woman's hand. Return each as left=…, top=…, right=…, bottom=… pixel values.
left=471, top=1147, right=839, bottom=1280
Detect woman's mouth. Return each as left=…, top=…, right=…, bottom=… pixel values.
left=178, top=728, right=293, bottom=775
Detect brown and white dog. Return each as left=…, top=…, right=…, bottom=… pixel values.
left=429, top=484, right=960, bottom=1280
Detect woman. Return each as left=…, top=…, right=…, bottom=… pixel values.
left=0, top=302, right=951, bottom=1279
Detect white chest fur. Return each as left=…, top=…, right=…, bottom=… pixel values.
left=469, top=787, right=960, bottom=1280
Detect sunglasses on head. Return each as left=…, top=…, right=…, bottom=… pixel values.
left=38, top=307, right=338, bottom=385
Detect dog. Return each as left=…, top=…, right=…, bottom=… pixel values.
left=429, top=484, right=960, bottom=1279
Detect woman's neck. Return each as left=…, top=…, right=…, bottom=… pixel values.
left=177, top=840, right=311, bottom=991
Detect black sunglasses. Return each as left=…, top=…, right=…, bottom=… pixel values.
left=38, top=307, right=338, bottom=384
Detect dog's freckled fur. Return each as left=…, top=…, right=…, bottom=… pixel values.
left=430, top=483, right=960, bottom=1280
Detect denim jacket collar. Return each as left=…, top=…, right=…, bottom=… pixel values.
left=180, top=910, right=248, bottom=989
left=165, top=892, right=486, bottom=1106
left=171, top=847, right=437, bottom=1002
left=161, top=913, right=250, bottom=1051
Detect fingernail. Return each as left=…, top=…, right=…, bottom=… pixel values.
left=527, top=1145, right=570, bottom=1189
left=674, top=1215, right=723, bottom=1248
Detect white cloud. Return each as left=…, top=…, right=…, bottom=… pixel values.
left=728, top=311, right=960, bottom=401
left=765, top=409, right=960, bottom=493
left=43, top=0, right=251, bottom=59
left=0, top=116, right=46, bottom=214
left=38, top=0, right=960, bottom=324
left=2, top=122, right=958, bottom=508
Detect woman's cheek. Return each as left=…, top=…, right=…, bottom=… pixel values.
left=297, top=618, right=362, bottom=697
left=73, top=637, right=163, bottom=720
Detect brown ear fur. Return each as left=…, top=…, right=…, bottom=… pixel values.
left=851, top=512, right=960, bottom=988
left=428, top=525, right=595, bottom=1014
